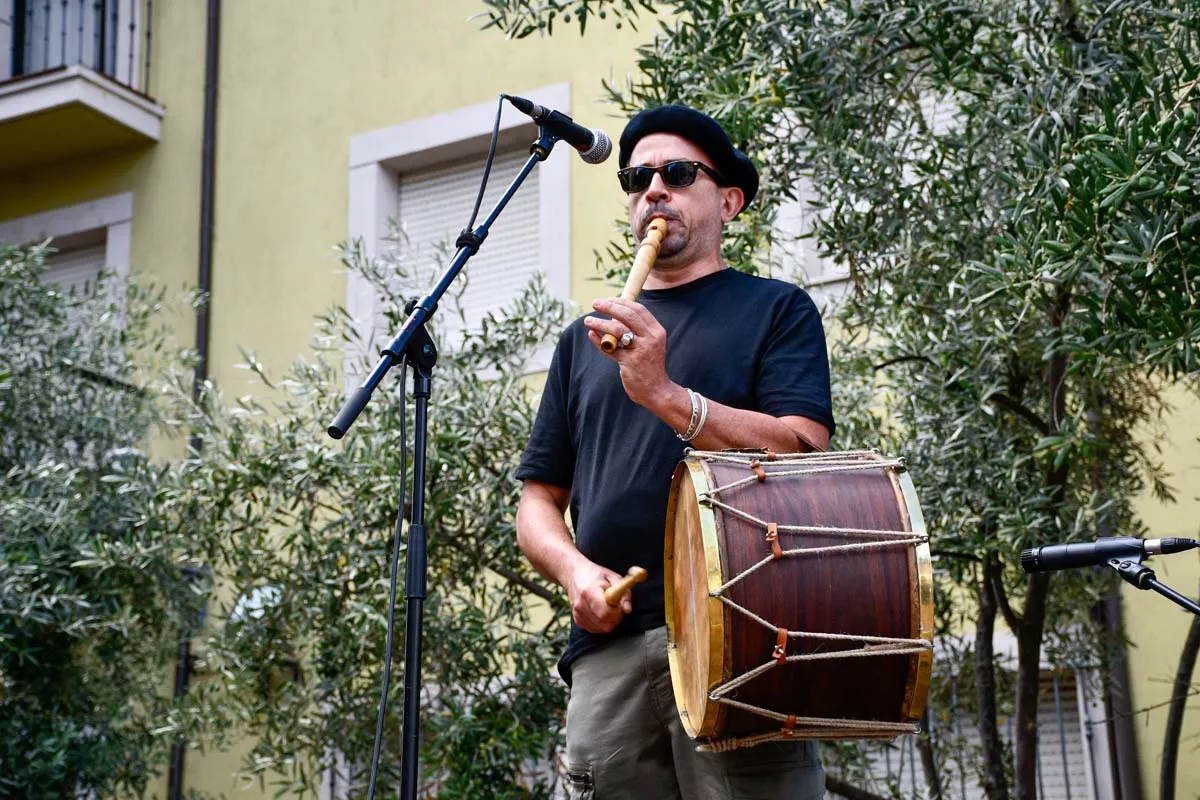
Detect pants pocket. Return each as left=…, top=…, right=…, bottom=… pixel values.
left=725, top=741, right=825, bottom=800
left=565, top=764, right=595, bottom=800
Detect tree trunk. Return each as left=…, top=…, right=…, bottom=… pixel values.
left=1011, top=296, right=1067, bottom=798
left=917, top=707, right=943, bottom=800
left=1101, top=588, right=1146, bottom=800
left=976, top=557, right=1010, bottom=800
left=1014, top=571, right=1050, bottom=800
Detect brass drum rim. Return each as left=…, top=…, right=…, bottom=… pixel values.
left=895, top=468, right=935, bottom=723
left=664, top=458, right=729, bottom=739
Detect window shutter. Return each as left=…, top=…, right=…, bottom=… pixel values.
left=773, top=175, right=844, bottom=286
left=44, top=243, right=106, bottom=299
left=396, top=149, right=540, bottom=349
left=921, top=93, right=961, bottom=136
left=773, top=174, right=849, bottom=313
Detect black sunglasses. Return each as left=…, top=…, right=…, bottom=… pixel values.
left=617, top=160, right=726, bottom=194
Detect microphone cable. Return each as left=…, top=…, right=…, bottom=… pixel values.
left=365, top=356, right=408, bottom=800
left=464, top=95, right=507, bottom=233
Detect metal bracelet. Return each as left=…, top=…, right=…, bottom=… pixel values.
left=677, top=388, right=701, bottom=441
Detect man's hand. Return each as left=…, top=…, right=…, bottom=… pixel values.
left=565, top=559, right=632, bottom=634
left=584, top=297, right=678, bottom=410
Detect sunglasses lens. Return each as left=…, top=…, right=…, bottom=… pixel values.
left=619, top=167, right=652, bottom=193
left=618, top=162, right=706, bottom=193
left=663, top=161, right=699, bottom=188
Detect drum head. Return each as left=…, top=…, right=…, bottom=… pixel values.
left=664, top=459, right=727, bottom=738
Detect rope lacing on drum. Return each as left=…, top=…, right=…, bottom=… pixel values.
left=685, top=450, right=933, bottom=751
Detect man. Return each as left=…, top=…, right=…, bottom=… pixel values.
left=515, top=105, right=835, bottom=799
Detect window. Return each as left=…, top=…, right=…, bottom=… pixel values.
left=773, top=174, right=847, bottom=288
left=394, top=148, right=541, bottom=349
left=0, top=193, right=132, bottom=292
left=772, top=92, right=962, bottom=312
left=346, top=84, right=571, bottom=372
left=43, top=228, right=106, bottom=297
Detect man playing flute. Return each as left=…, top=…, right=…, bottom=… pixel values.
left=515, top=104, right=835, bottom=799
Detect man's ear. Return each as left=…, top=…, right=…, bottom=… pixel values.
left=721, top=186, right=745, bottom=222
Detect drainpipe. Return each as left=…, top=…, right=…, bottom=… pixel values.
left=168, top=0, right=220, bottom=797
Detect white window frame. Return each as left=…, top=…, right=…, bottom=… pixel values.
left=0, top=192, right=132, bottom=282
left=346, top=83, right=571, bottom=372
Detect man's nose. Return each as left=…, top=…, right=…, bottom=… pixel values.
left=644, top=170, right=671, bottom=202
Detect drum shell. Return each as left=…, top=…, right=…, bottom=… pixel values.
left=664, top=453, right=934, bottom=741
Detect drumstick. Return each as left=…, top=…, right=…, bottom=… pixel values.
left=600, top=218, right=669, bottom=353
left=604, top=566, right=648, bottom=607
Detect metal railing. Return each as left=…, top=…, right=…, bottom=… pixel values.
left=2, top=0, right=154, bottom=94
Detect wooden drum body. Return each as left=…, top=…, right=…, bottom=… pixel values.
left=664, top=450, right=934, bottom=750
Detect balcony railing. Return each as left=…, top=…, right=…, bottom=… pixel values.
left=2, top=0, right=153, bottom=94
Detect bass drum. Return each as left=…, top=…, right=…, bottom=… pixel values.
left=664, top=450, right=934, bottom=750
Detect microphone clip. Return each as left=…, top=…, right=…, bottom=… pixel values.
left=1106, top=551, right=1200, bottom=616
left=1107, top=552, right=1153, bottom=589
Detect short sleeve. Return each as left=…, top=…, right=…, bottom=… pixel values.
left=754, top=289, right=836, bottom=435
left=515, top=332, right=576, bottom=488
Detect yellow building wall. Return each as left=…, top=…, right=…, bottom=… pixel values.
left=1125, top=385, right=1200, bottom=798
left=201, top=0, right=644, bottom=395
left=1, top=1, right=644, bottom=794
left=187, top=3, right=646, bottom=795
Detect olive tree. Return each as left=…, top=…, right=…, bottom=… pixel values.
left=0, top=243, right=207, bottom=799
left=479, top=2, right=1200, bottom=797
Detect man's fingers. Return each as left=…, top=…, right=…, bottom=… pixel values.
left=593, top=297, right=654, bottom=332
left=595, top=302, right=638, bottom=330
left=583, top=314, right=628, bottom=339
left=577, top=601, right=624, bottom=634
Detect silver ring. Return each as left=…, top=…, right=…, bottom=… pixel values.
left=619, top=331, right=636, bottom=348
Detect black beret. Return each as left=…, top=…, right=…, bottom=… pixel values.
left=618, top=104, right=759, bottom=214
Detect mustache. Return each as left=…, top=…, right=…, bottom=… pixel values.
left=638, top=205, right=681, bottom=235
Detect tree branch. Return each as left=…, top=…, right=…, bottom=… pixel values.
left=488, top=561, right=567, bottom=609
left=988, top=554, right=1024, bottom=634
left=873, top=354, right=935, bottom=371
left=62, top=361, right=147, bottom=396
left=975, top=563, right=1009, bottom=800
left=440, top=533, right=566, bottom=609
left=986, top=391, right=1050, bottom=435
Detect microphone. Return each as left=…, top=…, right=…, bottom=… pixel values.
left=1020, top=536, right=1199, bottom=573
left=506, top=95, right=612, bottom=164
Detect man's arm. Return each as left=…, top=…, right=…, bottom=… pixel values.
left=515, top=479, right=630, bottom=633
left=583, top=297, right=831, bottom=452
left=642, top=390, right=829, bottom=453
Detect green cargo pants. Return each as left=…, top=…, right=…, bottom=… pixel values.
left=564, top=626, right=825, bottom=799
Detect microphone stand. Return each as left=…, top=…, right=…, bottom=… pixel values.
left=1108, top=554, right=1200, bottom=616
left=327, top=128, right=562, bottom=800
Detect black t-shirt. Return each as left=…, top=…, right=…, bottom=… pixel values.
left=515, top=268, right=835, bottom=683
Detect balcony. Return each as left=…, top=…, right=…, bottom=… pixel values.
left=0, top=0, right=162, bottom=175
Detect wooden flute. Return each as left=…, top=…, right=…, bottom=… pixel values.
left=599, top=217, right=669, bottom=354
